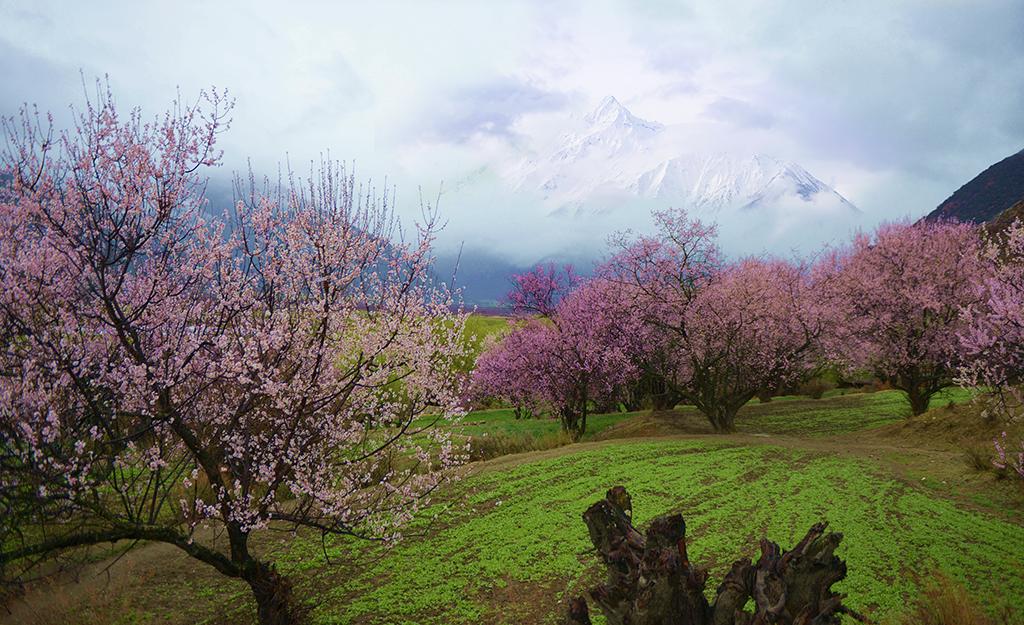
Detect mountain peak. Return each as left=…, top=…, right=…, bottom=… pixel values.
left=584, top=96, right=662, bottom=132
left=586, top=96, right=625, bottom=121
left=509, top=99, right=857, bottom=221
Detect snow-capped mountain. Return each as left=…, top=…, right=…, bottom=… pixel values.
left=507, top=96, right=858, bottom=218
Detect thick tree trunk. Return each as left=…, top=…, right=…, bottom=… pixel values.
left=904, top=385, right=932, bottom=416
left=244, top=559, right=305, bottom=625
left=700, top=405, right=739, bottom=433
left=566, top=487, right=863, bottom=625
left=560, top=406, right=586, bottom=441
left=895, top=370, right=947, bottom=416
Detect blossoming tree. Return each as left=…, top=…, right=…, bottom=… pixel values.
left=505, top=261, right=578, bottom=318
left=819, top=220, right=986, bottom=415
left=0, top=88, right=467, bottom=624
left=473, top=275, right=643, bottom=439
left=668, top=257, right=823, bottom=432
left=959, top=219, right=1024, bottom=479
left=600, top=209, right=820, bottom=432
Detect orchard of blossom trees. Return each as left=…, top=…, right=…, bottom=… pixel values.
left=0, top=88, right=468, bottom=625
left=472, top=207, right=1024, bottom=459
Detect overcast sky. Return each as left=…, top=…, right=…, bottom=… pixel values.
left=2, top=0, right=1023, bottom=261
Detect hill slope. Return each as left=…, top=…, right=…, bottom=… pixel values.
left=926, top=149, right=1024, bottom=223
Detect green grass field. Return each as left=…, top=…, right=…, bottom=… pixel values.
left=453, top=406, right=638, bottom=438
left=5, top=388, right=1022, bottom=625
left=266, top=439, right=1022, bottom=625
left=464, top=314, right=511, bottom=340
left=461, top=314, right=511, bottom=361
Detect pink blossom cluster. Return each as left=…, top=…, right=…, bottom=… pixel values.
left=958, top=220, right=1024, bottom=399
left=506, top=262, right=579, bottom=318
left=993, top=432, right=1024, bottom=479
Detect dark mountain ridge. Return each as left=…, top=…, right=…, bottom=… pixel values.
left=926, top=148, right=1024, bottom=223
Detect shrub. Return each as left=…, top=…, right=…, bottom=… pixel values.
left=962, top=446, right=1014, bottom=480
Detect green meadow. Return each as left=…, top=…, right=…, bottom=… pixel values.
left=12, top=388, right=1021, bottom=625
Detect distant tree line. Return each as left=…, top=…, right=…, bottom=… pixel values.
left=472, top=205, right=1024, bottom=453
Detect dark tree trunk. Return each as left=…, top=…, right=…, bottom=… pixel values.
left=904, top=385, right=932, bottom=416
left=643, top=373, right=682, bottom=411
left=244, top=559, right=305, bottom=625
left=895, top=370, right=948, bottom=416
left=622, top=384, right=645, bottom=411
left=650, top=387, right=682, bottom=411
left=560, top=405, right=586, bottom=441
left=566, top=487, right=864, bottom=625
left=700, top=405, right=739, bottom=433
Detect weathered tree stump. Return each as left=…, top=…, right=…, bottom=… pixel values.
left=566, top=486, right=866, bottom=625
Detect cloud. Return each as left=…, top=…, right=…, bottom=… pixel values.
left=703, top=97, right=776, bottom=129
left=1, top=0, right=1022, bottom=263
left=415, top=79, right=568, bottom=144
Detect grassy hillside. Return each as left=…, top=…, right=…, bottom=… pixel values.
left=926, top=148, right=1024, bottom=223
left=279, top=440, right=1022, bottom=625
left=5, top=388, right=1021, bottom=625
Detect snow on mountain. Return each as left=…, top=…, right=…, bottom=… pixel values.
left=507, top=96, right=858, bottom=219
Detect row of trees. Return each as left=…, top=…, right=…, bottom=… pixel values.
left=473, top=207, right=1024, bottom=443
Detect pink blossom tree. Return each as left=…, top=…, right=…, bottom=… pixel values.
left=958, top=219, right=1024, bottom=480
left=0, top=87, right=467, bottom=624
left=600, top=209, right=820, bottom=432
left=819, top=220, right=987, bottom=415
left=471, top=329, right=544, bottom=418
left=673, top=258, right=823, bottom=432
left=597, top=209, right=721, bottom=413
left=473, top=276, right=643, bottom=439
